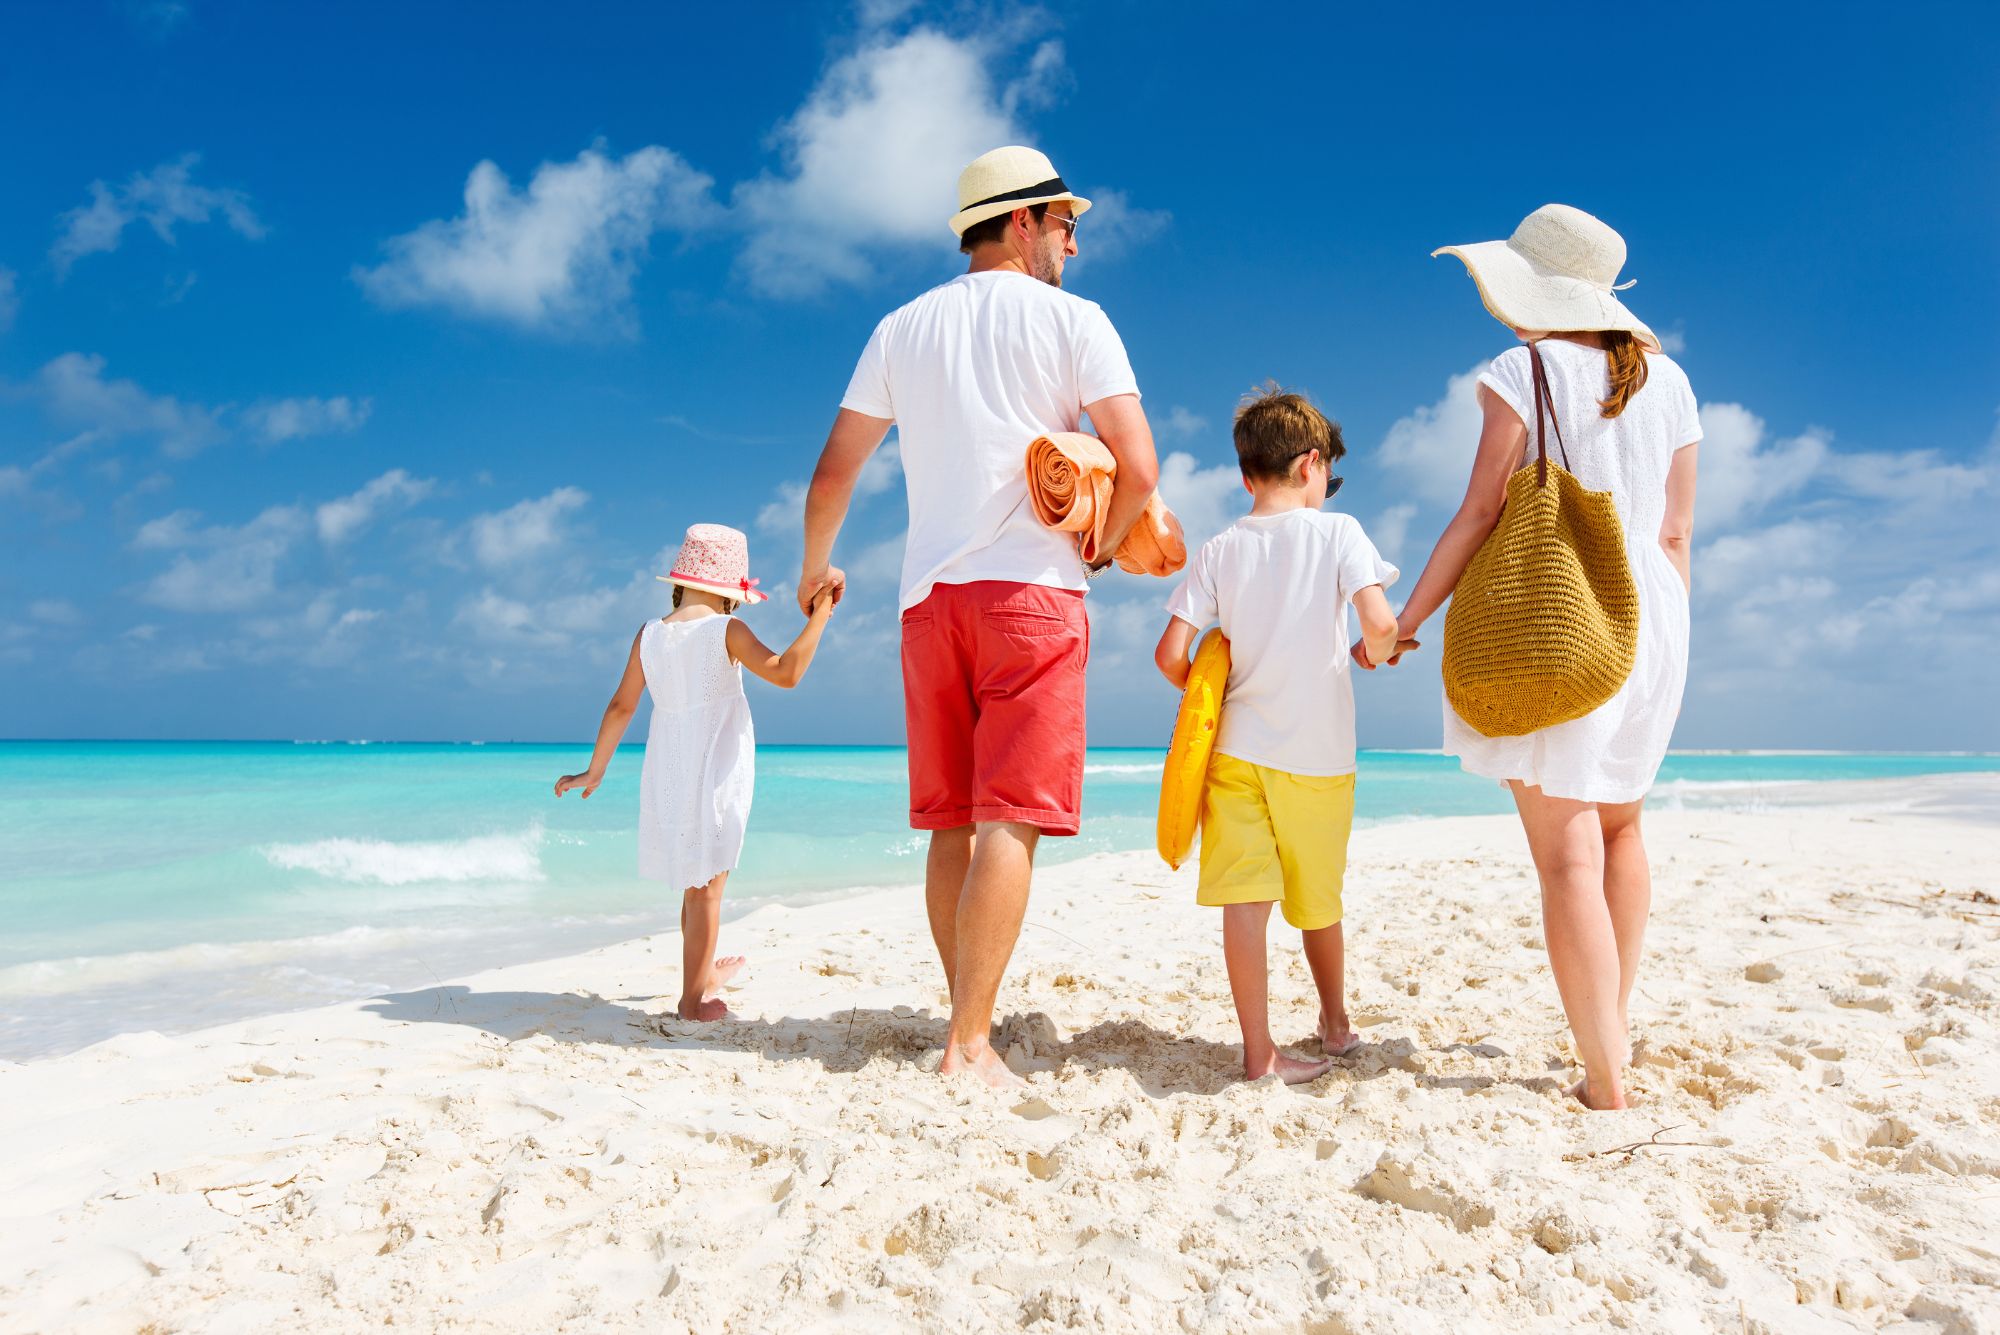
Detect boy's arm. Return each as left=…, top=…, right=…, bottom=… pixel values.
left=1154, top=617, right=1199, bottom=690
left=1350, top=586, right=1419, bottom=670
left=727, top=590, right=836, bottom=689
left=555, top=627, right=647, bottom=798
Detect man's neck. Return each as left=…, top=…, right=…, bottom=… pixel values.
left=965, top=246, right=1031, bottom=277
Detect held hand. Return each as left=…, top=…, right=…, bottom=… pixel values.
left=809, top=584, right=836, bottom=618
left=554, top=771, right=601, bottom=799
left=1385, top=638, right=1421, bottom=666
left=798, top=565, right=848, bottom=615
left=1350, top=638, right=1376, bottom=671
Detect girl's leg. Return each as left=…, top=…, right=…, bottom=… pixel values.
left=677, top=872, right=731, bottom=1021
left=1598, top=798, right=1650, bottom=1044
left=1509, top=783, right=1627, bottom=1109
left=1223, top=902, right=1330, bottom=1085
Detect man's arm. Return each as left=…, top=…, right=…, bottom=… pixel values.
left=1082, top=393, right=1160, bottom=568
left=800, top=407, right=894, bottom=613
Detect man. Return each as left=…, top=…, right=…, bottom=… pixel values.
left=799, top=145, right=1160, bottom=1090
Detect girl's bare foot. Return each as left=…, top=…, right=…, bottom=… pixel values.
left=1565, top=1076, right=1629, bottom=1111
left=1245, top=1051, right=1332, bottom=1085
left=704, top=955, right=747, bottom=998
left=676, top=995, right=729, bottom=1022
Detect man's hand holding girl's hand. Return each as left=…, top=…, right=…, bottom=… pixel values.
left=798, top=565, right=847, bottom=616
left=554, top=771, right=603, bottom=799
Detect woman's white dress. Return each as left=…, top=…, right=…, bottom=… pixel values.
left=637, top=616, right=755, bottom=888
left=1443, top=340, right=1703, bottom=804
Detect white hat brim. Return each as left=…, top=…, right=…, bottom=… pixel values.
left=949, top=191, right=1092, bottom=237
left=1433, top=240, right=1659, bottom=352
left=657, top=574, right=769, bottom=605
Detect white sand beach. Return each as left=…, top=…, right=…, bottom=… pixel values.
left=3, top=775, right=1997, bottom=1333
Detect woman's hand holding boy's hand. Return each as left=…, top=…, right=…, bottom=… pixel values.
left=1350, top=637, right=1421, bottom=670
left=554, top=771, right=603, bottom=799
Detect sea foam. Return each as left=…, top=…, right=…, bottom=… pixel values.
left=263, top=825, right=546, bottom=885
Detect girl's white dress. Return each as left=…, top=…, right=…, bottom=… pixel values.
left=1443, top=340, right=1704, bottom=804
left=637, top=615, right=755, bottom=888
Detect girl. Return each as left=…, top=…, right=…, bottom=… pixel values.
left=556, top=523, right=834, bottom=1020
left=1377, top=205, right=1701, bottom=1110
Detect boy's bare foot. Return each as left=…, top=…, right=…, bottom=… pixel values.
left=940, top=1040, right=1027, bottom=1092
left=676, top=996, right=730, bottom=1022
left=1565, top=1077, right=1629, bottom=1111
left=1245, top=1051, right=1332, bottom=1085
left=705, top=955, right=747, bottom=998
left=1316, top=1017, right=1362, bottom=1057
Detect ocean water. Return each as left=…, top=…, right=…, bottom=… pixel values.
left=3, top=741, right=1997, bottom=1061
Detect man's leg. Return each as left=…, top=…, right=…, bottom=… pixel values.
left=924, top=826, right=974, bottom=997
left=939, top=819, right=1038, bottom=1090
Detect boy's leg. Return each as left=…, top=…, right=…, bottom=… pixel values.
left=1300, top=924, right=1356, bottom=1053
left=1269, top=771, right=1357, bottom=1054
left=1223, top=902, right=1330, bottom=1084
left=677, top=871, right=731, bottom=1021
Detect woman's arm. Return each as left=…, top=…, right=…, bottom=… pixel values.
left=1660, top=442, right=1698, bottom=593
left=727, top=590, right=835, bottom=689
left=1154, top=617, right=1198, bottom=689
left=554, top=627, right=647, bottom=798
left=1395, top=386, right=1527, bottom=640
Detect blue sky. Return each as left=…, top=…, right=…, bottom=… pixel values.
left=3, top=1, right=1996, bottom=748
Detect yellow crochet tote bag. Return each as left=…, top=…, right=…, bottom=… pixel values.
left=1442, top=342, right=1638, bottom=737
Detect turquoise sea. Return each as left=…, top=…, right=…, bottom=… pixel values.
left=4, top=742, right=1997, bottom=1061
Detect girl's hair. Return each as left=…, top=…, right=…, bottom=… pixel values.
left=671, top=585, right=739, bottom=614
left=1598, top=331, right=1650, bottom=419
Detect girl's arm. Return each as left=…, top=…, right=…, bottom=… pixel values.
left=1660, top=442, right=1698, bottom=593
left=555, top=627, right=647, bottom=798
left=726, top=589, right=835, bottom=689
left=1395, top=386, right=1526, bottom=641
left=1153, top=617, right=1198, bottom=689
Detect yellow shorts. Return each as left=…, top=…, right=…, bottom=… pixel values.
left=1197, top=753, right=1355, bottom=931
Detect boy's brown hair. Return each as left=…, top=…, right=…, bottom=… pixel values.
left=1233, top=382, right=1344, bottom=483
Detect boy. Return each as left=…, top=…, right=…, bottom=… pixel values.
left=1154, top=386, right=1407, bottom=1084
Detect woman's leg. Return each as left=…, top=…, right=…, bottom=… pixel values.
left=677, top=872, right=731, bottom=1021
left=1598, top=798, right=1650, bottom=1041
left=1510, top=783, right=1627, bottom=1109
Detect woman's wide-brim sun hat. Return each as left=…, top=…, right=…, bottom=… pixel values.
left=1432, top=204, right=1660, bottom=352
left=658, top=523, right=769, bottom=605
left=949, top=146, right=1091, bottom=237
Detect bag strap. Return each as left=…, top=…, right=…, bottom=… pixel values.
left=1527, top=340, right=1572, bottom=487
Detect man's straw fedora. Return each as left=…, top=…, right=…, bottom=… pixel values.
left=1433, top=204, right=1660, bottom=352
left=949, top=146, right=1091, bottom=237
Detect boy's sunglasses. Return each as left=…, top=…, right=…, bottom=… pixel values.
left=1291, top=448, right=1344, bottom=498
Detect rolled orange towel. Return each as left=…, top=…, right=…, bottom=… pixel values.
left=1025, top=432, right=1187, bottom=576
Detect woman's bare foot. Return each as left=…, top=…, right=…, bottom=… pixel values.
left=940, top=1039, right=1027, bottom=1091
left=704, top=955, right=747, bottom=998
left=1565, top=1076, right=1629, bottom=1111
left=1245, top=1051, right=1332, bottom=1085
left=676, top=995, right=729, bottom=1022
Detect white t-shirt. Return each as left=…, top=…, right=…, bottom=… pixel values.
left=841, top=270, right=1142, bottom=612
left=1164, top=509, right=1398, bottom=777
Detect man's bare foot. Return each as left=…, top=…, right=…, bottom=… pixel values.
left=1316, top=1016, right=1362, bottom=1057
left=676, top=996, right=729, bottom=1022
left=1565, top=1076, right=1629, bottom=1111
left=704, top=955, right=747, bottom=998
left=940, top=1040, right=1026, bottom=1092
left=1245, top=1051, right=1332, bottom=1085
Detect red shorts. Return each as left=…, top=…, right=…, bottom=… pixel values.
left=901, top=581, right=1089, bottom=835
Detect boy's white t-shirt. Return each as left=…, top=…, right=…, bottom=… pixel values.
left=1164, top=509, right=1398, bottom=777
left=841, top=270, right=1141, bottom=613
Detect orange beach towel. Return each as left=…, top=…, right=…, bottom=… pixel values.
left=1025, top=432, right=1187, bottom=576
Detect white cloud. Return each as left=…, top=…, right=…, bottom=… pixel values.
left=0, top=267, right=16, bottom=332
left=355, top=145, right=719, bottom=332
left=135, top=505, right=307, bottom=613
left=1159, top=406, right=1209, bottom=442
left=756, top=441, right=902, bottom=538
left=1693, top=402, right=1826, bottom=530
left=1376, top=363, right=1487, bottom=507
left=1075, top=188, right=1170, bottom=261
left=316, top=469, right=434, bottom=545
left=28, top=599, right=83, bottom=626
left=451, top=585, right=625, bottom=650
left=245, top=395, right=373, bottom=444
left=36, top=353, right=223, bottom=457
left=467, top=487, right=588, bottom=567
left=1156, top=449, right=1246, bottom=553
left=1368, top=502, right=1419, bottom=563
left=51, top=154, right=263, bottom=276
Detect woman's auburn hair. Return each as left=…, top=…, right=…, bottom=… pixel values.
left=1599, top=331, right=1649, bottom=419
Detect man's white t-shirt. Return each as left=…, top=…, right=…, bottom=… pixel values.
left=841, top=270, right=1141, bottom=612
left=1164, top=509, right=1398, bottom=777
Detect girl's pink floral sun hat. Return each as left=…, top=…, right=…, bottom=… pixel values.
left=658, top=523, right=769, bottom=605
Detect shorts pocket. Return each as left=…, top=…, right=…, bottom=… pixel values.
left=901, top=611, right=936, bottom=645
left=982, top=609, right=1069, bottom=639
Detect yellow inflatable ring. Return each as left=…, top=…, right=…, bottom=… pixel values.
left=1157, top=629, right=1230, bottom=869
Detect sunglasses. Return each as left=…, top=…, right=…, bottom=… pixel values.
left=1291, top=448, right=1344, bottom=498
left=1046, top=211, right=1078, bottom=237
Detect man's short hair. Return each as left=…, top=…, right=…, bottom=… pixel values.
left=958, top=202, right=1048, bottom=254
left=1233, top=383, right=1345, bottom=482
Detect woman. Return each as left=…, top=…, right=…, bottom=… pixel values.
left=1382, top=204, right=1701, bottom=1110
